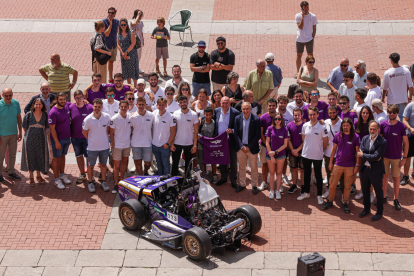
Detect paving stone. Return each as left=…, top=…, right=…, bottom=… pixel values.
left=255, top=23, right=279, bottom=35
left=303, top=252, right=339, bottom=270
left=338, top=253, right=373, bottom=271
left=264, top=252, right=301, bottom=270
left=323, top=22, right=347, bottom=35
left=392, top=22, right=414, bottom=35
left=118, top=268, right=157, bottom=276
left=75, top=250, right=125, bottom=267
left=3, top=267, right=44, bottom=276
left=372, top=253, right=414, bottom=271
left=324, top=271, right=343, bottom=276
left=7, top=21, right=33, bottom=32
left=252, top=269, right=289, bottom=276
left=31, top=22, right=56, bottom=33
left=160, top=249, right=215, bottom=269
left=211, top=22, right=234, bottom=34
left=0, top=21, right=11, bottom=32
left=369, top=22, right=393, bottom=36
left=5, top=75, right=42, bottom=84
left=157, top=268, right=203, bottom=276
left=278, top=23, right=297, bottom=35
left=110, top=206, right=120, bottom=219
left=344, top=271, right=381, bottom=276
left=234, top=23, right=257, bottom=35
left=136, top=236, right=165, bottom=250
left=0, top=250, right=5, bottom=262
left=0, top=250, right=42, bottom=267
left=0, top=267, right=5, bottom=276
left=42, top=267, right=82, bottom=276
left=80, top=267, right=120, bottom=276
left=346, top=22, right=369, bottom=35
left=105, top=218, right=127, bottom=234
left=203, top=268, right=252, bottom=276
left=382, top=272, right=414, bottom=276
left=123, top=249, right=162, bottom=267
left=76, top=21, right=93, bottom=33
left=214, top=251, right=264, bottom=269
left=12, top=84, right=42, bottom=93
left=0, top=75, right=7, bottom=83
left=38, top=250, right=79, bottom=267
left=100, top=233, right=139, bottom=250
left=53, top=22, right=78, bottom=33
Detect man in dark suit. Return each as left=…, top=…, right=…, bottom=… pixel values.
left=234, top=102, right=261, bottom=193
left=24, top=82, right=56, bottom=114
left=213, top=96, right=240, bottom=188
left=357, top=120, right=387, bottom=221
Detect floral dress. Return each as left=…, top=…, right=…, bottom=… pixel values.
left=21, top=111, right=49, bottom=173
left=118, top=30, right=140, bottom=80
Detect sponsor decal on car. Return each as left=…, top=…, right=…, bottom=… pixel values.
left=154, top=207, right=166, bottom=216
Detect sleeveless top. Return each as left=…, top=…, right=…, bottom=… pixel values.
left=194, top=100, right=211, bottom=117
left=299, top=66, right=317, bottom=93
left=224, top=84, right=243, bottom=100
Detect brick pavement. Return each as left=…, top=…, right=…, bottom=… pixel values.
left=213, top=0, right=414, bottom=21
left=0, top=0, right=172, bottom=20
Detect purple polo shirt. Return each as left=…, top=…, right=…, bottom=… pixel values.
left=333, top=132, right=360, bottom=167
left=48, top=102, right=71, bottom=140
left=260, top=113, right=273, bottom=146
left=69, top=103, right=93, bottom=139
left=287, top=121, right=304, bottom=156
left=324, top=105, right=342, bottom=119
left=354, top=120, right=369, bottom=141
left=265, top=126, right=289, bottom=157
left=104, top=84, right=131, bottom=101
left=380, top=120, right=407, bottom=159
left=87, top=86, right=106, bottom=103
left=341, top=111, right=358, bottom=124
left=302, top=101, right=329, bottom=122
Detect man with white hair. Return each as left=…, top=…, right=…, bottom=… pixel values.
left=353, top=60, right=368, bottom=89
left=265, top=53, right=283, bottom=100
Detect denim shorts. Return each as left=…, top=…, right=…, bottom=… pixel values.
left=71, top=138, right=88, bottom=158
left=192, top=82, right=212, bottom=96
left=51, top=138, right=71, bottom=158
left=132, top=147, right=152, bottom=162
left=266, top=154, right=286, bottom=160
left=88, top=149, right=110, bottom=167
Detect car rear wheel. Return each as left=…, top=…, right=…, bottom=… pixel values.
left=234, top=205, right=262, bottom=235
left=182, top=227, right=212, bottom=260
left=119, top=199, right=146, bottom=231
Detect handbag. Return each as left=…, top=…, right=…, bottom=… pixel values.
left=134, top=32, right=141, bottom=49
left=91, top=34, right=111, bottom=68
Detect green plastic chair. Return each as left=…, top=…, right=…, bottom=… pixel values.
left=168, top=9, right=194, bottom=44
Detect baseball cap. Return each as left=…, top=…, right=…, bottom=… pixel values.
left=216, top=36, right=226, bottom=43
left=265, top=53, right=275, bottom=61
left=198, top=41, right=206, bottom=47
left=371, top=99, right=383, bottom=111
left=137, top=79, right=145, bottom=85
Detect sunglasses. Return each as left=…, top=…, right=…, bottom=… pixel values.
left=338, top=102, right=348, bottom=105
left=108, top=11, right=115, bottom=14
left=355, top=66, right=360, bottom=69
left=343, top=79, right=350, bottom=82
left=274, top=118, right=283, bottom=121
left=181, top=88, right=189, bottom=91
left=217, top=42, right=224, bottom=45
left=127, top=98, right=134, bottom=100
left=120, top=24, right=127, bottom=27
left=340, top=64, right=348, bottom=67
left=107, top=95, right=115, bottom=98
left=308, top=61, right=315, bottom=64
left=388, top=111, right=397, bottom=115
left=198, top=46, right=206, bottom=49
left=166, top=93, right=174, bottom=96
left=310, top=93, right=319, bottom=96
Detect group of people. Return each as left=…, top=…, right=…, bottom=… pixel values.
left=1, top=3, right=414, bottom=224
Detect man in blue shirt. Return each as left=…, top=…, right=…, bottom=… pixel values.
left=0, top=88, right=22, bottom=183
left=102, top=7, right=120, bottom=83
left=265, top=53, right=283, bottom=100
left=327, top=58, right=353, bottom=93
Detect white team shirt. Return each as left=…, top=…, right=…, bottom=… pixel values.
left=127, top=105, right=138, bottom=116
left=146, top=86, right=166, bottom=106
left=134, top=91, right=152, bottom=106
left=276, top=108, right=294, bottom=126
left=338, top=84, right=357, bottom=109
left=287, top=101, right=308, bottom=114
left=166, top=100, right=180, bottom=114
left=173, top=109, right=199, bottom=146
left=152, top=109, right=176, bottom=147
left=381, top=66, right=413, bottom=104
left=130, top=110, right=155, bottom=147
left=374, top=111, right=388, bottom=124
left=301, top=121, right=328, bottom=160
left=364, top=87, right=381, bottom=109
left=82, top=112, right=111, bottom=151
left=324, top=118, right=342, bottom=157
left=353, top=102, right=369, bottom=117
left=110, top=113, right=131, bottom=149
left=295, top=12, right=318, bottom=43
left=102, top=99, right=120, bottom=118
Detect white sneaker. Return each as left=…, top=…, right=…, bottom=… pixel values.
left=322, top=190, right=330, bottom=199
left=355, top=192, right=363, bottom=200
left=279, top=185, right=284, bottom=193
left=297, top=193, right=310, bottom=200
left=54, top=179, right=65, bottom=190
left=288, top=173, right=292, bottom=181
left=269, top=190, right=275, bottom=199
left=258, top=181, right=269, bottom=191
left=60, top=174, right=71, bottom=184
left=317, top=196, right=324, bottom=205
left=275, top=191, right=282, bottom=200
left=282, top=174, right=290, bottom=185
left=323, top=176, right=328, bottom=184
left=370, top=192, right=375, bottom=203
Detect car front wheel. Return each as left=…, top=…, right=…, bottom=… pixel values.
left=118, top=199, right=146, bottom=231
left=182, top=227, right=212, bottom=260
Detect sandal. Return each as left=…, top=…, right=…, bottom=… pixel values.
left=36, top=176, right=46, bottom=184
left=163, top=71, right=168, bottom=77
left=155, top=65, right=160, bottom=74
left=29, top=178, right=35, bottom=186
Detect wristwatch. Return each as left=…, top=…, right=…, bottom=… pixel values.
left=166, top=143, right=170, bottom=146
left=200, top=66, right=203, bottom=71
left=275, top=150, right=279, bottom=155
left=356, top=164, right=360, bottom=167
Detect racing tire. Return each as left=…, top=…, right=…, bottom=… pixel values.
left=182, top=227, right=212, bottom=260
left=234, top=205, right=262, bottom=236
left=119, top=199, right=147, bottom=231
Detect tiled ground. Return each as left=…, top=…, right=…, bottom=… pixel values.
left=213, top=0, right=414, bottom=21
left=0, top=0, right=172, bottom=20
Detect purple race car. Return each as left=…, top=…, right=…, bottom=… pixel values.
left=118, top=160, right=262, bottom=260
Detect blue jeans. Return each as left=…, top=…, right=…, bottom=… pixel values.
left=192, top=82, right=211, bottom=96
left=152, top=144, right=171, bottom=175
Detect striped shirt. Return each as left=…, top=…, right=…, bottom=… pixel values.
left=40, top=62, right=76, bottom=93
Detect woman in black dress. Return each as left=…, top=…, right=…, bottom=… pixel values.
left=221, top=72, right=244, bottom=107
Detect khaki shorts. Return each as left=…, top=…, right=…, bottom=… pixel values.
left=259, top=145, right=267, bottom=164
left=109, top=47, right=117, bottom=61
left=384, top=158, right=400, bottom=178
left=269, top=86, right=279, bottom=100
left=156, top=47, right=169, bottom=59
left=296, top=39, right=314, bottom=54
left=112, top=147, right=130, bottom=161
left=212, top=82, right=225, bottom=92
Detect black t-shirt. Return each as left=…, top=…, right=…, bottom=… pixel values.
left=210, top=48, right=235, bottom=84
left=234, top=101, right=262, bottom=116
left=190, top=52, right=210, bottom=83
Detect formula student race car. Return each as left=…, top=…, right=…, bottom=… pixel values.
left=118, top=158, right=262, bottom=260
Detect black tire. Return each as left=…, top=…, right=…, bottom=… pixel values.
left=234, top=205, right=262, bottom=236
left=118, top=199, right=147, bottom=231
left=182, top=227, right=212, bottom=260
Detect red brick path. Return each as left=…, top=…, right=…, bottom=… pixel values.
left=213, top=0, right=414, bottom=21
left=0, top=0, right=172, bottom=20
